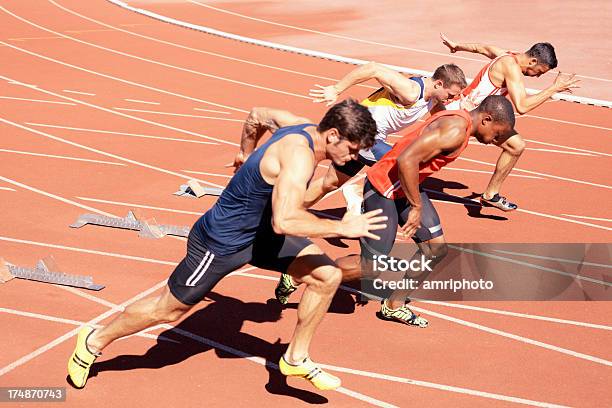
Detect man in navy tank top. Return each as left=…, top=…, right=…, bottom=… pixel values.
left=67, top=99, right=387, bottom=391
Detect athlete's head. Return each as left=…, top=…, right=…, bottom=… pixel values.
left=472, top=95, right=515, bottom=145
left=523, top=43, right=557, bottom=77
left=430, top=63, right=467, bottom=102
left=318, top=98, right=377, bottom=166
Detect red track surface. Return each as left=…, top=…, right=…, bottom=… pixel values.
left=0, top=1, right=610, bottom=407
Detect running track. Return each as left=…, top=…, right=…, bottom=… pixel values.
left=0, top=1, right=610, bottom=407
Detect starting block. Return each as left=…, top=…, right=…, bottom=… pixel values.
left=0, top=256, right=105, bottom=291
left=70, top=210, right=191, bottom=239
left=174, top=179, right=224, bottom=198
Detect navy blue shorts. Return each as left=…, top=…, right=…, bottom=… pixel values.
left=168, top=224, right=312, bottom=305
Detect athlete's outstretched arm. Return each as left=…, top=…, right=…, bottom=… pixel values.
left=503, top=62, right=579, bottom=114
left=396, top=117, right=466, bottom=237
left=271, top=136, right=386, bottom=239
left=309, top=62, right=421, bottom=106
left=233, top=108, right=310, bottom=171
left=440, top=33, right=508, bottom=59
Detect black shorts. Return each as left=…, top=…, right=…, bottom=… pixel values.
left=359, top=178, right=443, bottom=258
left=168, top=225, right=312, bottom=305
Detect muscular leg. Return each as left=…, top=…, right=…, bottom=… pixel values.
left=87, top=286, right=191, bottom=353
left=387, top=235, right=448, bottom=309
left=283, top=244, right=341, bottom=363
left=483, top=132, right=526, bottom=199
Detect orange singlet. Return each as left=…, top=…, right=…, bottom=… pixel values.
left=367, top=109, right=472, bottom=199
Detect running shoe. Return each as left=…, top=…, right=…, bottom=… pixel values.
left=480, top=193, right=518, bottom=212
left=67, top=326, right=100, bottom=388
left=275, top=273, right=298, bottom=305
left=380, top=299, right=428, bottom=327
left=279, top=355, right=341, bottom=390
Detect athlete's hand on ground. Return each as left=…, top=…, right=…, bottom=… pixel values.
left=552, top=72, right=580, bottom=94
left=230, top=151, right=249, bottom=173
left=340, top=208, right=387, bottom=240
left=399, top=207, right=421, bottom=238
left=440, top=33, right=458, bottom=53
left=309, top=84, right=340, bottom=106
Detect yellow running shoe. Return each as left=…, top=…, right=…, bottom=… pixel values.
left=380, top=299, right=428, bottom=327
left=279, top=355, right=341, bottom=390
left=67, top=326, right=100, bottom=388
left=275, top=273, right=298, bottom=305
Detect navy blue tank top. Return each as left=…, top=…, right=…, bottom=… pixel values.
left=195, top=124, right=315, bottom=255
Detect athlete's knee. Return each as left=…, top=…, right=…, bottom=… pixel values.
left=152, top=291, right=191, bottom=323
left=506, top=134, right=526, bottom=157
left=311, top=264, right=342, bottom=292
left=322, top=172, right=341, bottom=193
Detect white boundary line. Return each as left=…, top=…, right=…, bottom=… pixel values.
left=0, top=186, right=16, bottom=191
left=187, top=0, right=609, bottom=85
left=518, top=115, right=612, bottom=132
left=76, top=196, right=202, bottom=215
left=124, top=98, right=159, bottom=105
left=0, top=42, right=249, bottom=114
left=421, top=187, right=612, bottom=232
left=0, top=95, right=75, bottom=105
left=0, top=308, right=179, bottom=344
left=113, top=107, right=244, bottom=121
left=458, top=157, right=612, bottom=190
left=62, top=89, right=95, bottom=96
left=0, top=6, right=311, bottom=100
left=105, top=0, right=612, bottom=108
left=0, top=114, right=225, bottom=189
left=493, top=249, right=612, bottom=269
left=25, top=123, right=219, bottom=145
left=49, top=0, right=376, bottom=91
left=0, top=148, right=126, bottom=166
left=562, top=214, right=612, bottom=223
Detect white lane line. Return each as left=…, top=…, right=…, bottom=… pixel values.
left=49, top=0, right=376, bottom=90
left=0, top=117, right=224, bottom=189
left=0, top=175, right=116, bottom=217
left=0, top=279, right=169, bottom=377
left=7, top=36, right=64, bottom=41
left=114, top=107, right=243, bottom=121
left=76, top=196, right=202, bottom=215
left=523, top=139, right=612, bottom=158
left=459, top=157, right=612, bottom=190
left=561, top=214, right=612, bottom=223
left=193, top=107, right=231, bottom=115
left=422, top=188, right=612, bottom=231
left=1, top=7, right=310, bottom=100
left=518, top=115, right=612, bottom=132
left=186, top=0, right=609, bottom=85
left=0, top=42, right=249, bottom=114
left=4, top=230, right=611, bottom=377
left=448, top=245, right=611, bottom=287
left=25, top=123, right=218, bottom=145
left=493, top=249, right=612, bottom=269
left=0, top=73, right=238, bottom=147
left=319, top=363, right=568, bottom=408
left=0, top=95, right=75, bottom=105
left=124, top=98, right=160, bottom=105
left=0, top=148, right=126, bottom=166
left=414, top=300, right=612, bottom=331
left=182, top=170, right=232, bottom=179
left=0, top=308, right=179, bottom=344
left=62, top=89, right=95, bottom=96
left=442, top=167, right=544, bottom=179
left=468, top=142, right=596, bottom=157
left=340, top=285, right=612, bottom=368
left=0, top=186, right=16, bottom=191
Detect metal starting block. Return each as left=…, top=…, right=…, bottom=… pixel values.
left=0, top=256, right=105, bottom=291
left=174, top=179, right=224, bottom=198
left=70, top=210, right=191, bottom=239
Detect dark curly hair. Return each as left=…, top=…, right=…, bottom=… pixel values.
left=318, top=98, right=377, bottom=149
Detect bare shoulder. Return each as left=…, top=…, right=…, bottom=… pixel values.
left=427, top=115, right=468, bottom=148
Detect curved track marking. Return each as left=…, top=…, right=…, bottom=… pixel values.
left=49, top=0, right=376, bottom=90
